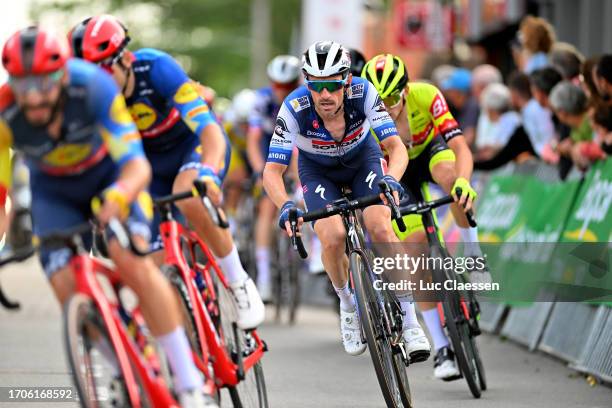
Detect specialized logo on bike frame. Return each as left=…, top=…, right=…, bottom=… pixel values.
left=274, top=117, right=289, bottom=139
left=348, top=83, right=364, bottom=99
left=290, top=96, right=310, bottom=112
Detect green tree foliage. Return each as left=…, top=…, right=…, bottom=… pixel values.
left=31, top=0, right=301, bottom=96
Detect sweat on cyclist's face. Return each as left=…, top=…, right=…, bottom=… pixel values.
left=307, top=74, right=346, bottom=116
left=10, top=70, right=65, bottom=126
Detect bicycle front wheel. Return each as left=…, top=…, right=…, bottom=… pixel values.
left=351, top=251, right=412, bottom=408
left=64, top=294, right=152, bottom=408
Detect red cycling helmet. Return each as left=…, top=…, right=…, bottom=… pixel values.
left=2, top=26, right=70, bottom=77
left=69, top=15, right=130, bottom=62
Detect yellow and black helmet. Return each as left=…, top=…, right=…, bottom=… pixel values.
left=361, top=54, right=409, bottom=98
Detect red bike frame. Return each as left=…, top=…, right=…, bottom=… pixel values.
left=70, top=251, right=178, bottom=408
left=158, top=211, right=266, bottom=389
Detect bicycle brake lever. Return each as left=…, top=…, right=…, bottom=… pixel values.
left=379, top=180, right=406, bottom=232
left=454, top=188, right=477, bottom=228
left=289, top=208, right=308, bottom=259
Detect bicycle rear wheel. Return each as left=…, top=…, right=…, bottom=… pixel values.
left=351, top=251, right=412, bottom=408
left=64, top=293, right=152, bottom=408
left=430, top=246, right=482, bottom=398
left=213, top=271, right=269, bottom=407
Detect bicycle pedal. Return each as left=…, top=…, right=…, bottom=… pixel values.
left=409, top=349, right=431, bottom=364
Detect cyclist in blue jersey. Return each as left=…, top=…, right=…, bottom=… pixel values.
left=263, top=41, right=431, bottom=359
left=0, top=26, right=214, bottom=407
left=69, top=15, right=264, bottom=330
left=247, top=55, right=302, bottom=300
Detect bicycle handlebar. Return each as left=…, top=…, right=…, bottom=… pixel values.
left=153, top=179, right=229, bottom=229
left=399, top=187, right=477, bottom=228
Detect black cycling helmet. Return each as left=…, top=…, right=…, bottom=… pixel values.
left=348, top=48, right=366, bottom=77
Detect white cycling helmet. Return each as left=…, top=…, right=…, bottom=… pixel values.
left=267, top=55, right=301, bottom=84
left=231, top=89, right=257, bottom=123
left=302, top=41, right=351, bottom=78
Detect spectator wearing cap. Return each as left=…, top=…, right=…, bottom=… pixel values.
left=508, top=71, right=556, bottom=162
left=549, top=81, right=594, bottom=170
left=595, top=54, right=612, bottom=105
left=516, top=16, right=556, bottom=74
left=441, top=68, right=479, bottom=146
left=550, top=42, right=584, bottom=83
left=474, top=83, right=522, bottom=160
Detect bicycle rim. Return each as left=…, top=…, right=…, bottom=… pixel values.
left=64, top=294, right=151, bottom=408
left=351, top=252, right=411, bottom=408
left=228, top=360, right=269, bottom=408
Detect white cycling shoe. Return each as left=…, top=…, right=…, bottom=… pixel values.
left=179, top=389, right=219, bottom=408
left=229, top=278, right=265, bottom=329
left=340, top=308, right=367, bottom=356
left=402, top=327, right=431, bottom=363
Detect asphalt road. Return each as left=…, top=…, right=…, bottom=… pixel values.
left=0, top=260, right=610, bottom=408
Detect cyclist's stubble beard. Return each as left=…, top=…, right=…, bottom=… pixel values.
left=313, top=88, right=344, bottom=121
left=19, top=84, right=64, bottom=128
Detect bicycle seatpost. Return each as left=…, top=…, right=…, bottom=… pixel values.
left=454, top=188, right=478, bottom=228
left=378, top=180, right=407, bottom=232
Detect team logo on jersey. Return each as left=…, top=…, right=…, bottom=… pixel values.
left=315, top=184, right=326, bottom=200
left=274, top=117, right=289, bottom=139
left=174, top=83, right=199, bottom=104
left=430, top=93, right=449, bottom=119
left=43, top=144, right=93, bottom=166
left=129, top=103, right=157, bottom=130
left=348, top=83, right=364, bottom=99
left=289, top=96, right=310, bottom=112
left=365, top=171, right=377, bottom=189
left=373, top=95, right=386, bottom=112
left=110, top=95, right=134, bottom=126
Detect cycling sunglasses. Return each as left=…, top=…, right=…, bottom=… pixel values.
left=306, top=79, right=346, bottom=93
left=98, top=50, right=125, bottom=73
left=9, top=70, right=64, bottom=94
left=383, top=89, right=405, bottom=108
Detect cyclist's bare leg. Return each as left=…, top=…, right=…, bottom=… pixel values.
left=313, top=215, right=348, bottom=288
left=49, top=266, right=75, bottom=306
left=430, top=161, right=470, bottom=228
left=172, top=169, right=265, bottom=329
left=224, top=166, right=247, bottom=216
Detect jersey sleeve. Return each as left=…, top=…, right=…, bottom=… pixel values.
left=420, top=83, right=463, bottom=142
left=88, top=68, right=145, bottom=168
left=266, top=103, right=297, bottom=166
left=150, top=52, right=217, bottom=135
left=248, top=91, right=265, bottom=129
left=0, top=119, right=13, bottom=206
left=363, top=81, right=398, bottom=142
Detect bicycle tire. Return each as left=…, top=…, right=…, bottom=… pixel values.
left=161, top=265, right=204, bottom=359
left=461, top=277, right=487, bottom=391
left=64, top=293, right=152, bottom=408
left=351, top=251, right=412, bottom=408
left=430, top=246, right=481, bottom=398
left=228, top=360, right=269, bottom=408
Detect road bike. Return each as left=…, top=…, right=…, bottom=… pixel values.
left=154, top=180, right=269, bottom=407
left=289, top=180, right=413, bottom=408
left=399, top=188, right=486, bottom=398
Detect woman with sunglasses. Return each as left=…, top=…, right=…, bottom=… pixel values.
left=263, top=41, right=432, bottom=361
left=362, top=54, right=485, bottom=382
left=69, top=15, right=265, bottom=333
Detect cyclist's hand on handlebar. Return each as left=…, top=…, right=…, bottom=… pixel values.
left=381, top=175, right=403, bottom=205
left=198, top=165, right=223, bottom=206
left=452, top=177, right=478, bottom=212
left=94, top=182, right=130, bottom=225
left=278, top=200, right=303, bottom=236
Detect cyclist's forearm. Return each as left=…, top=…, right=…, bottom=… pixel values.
left=263, top=163, right=290, bottom=208
left=117, top=158, right=152, bottom=201
left=199, top=122, right=226, bottom=170
left=449, top=137, right=474, bottom=180
left=247, top=127, right=266, bottom=173
left=381, top=137, right=408, bottom=180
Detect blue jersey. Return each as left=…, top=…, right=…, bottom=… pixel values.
left=0, top=58, right=144, bottom=178
left=249, top=86, right=280, bottom=138
left=266, top=77, right=398, bottom=167
left=127, top=48, right=217, bottom=152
